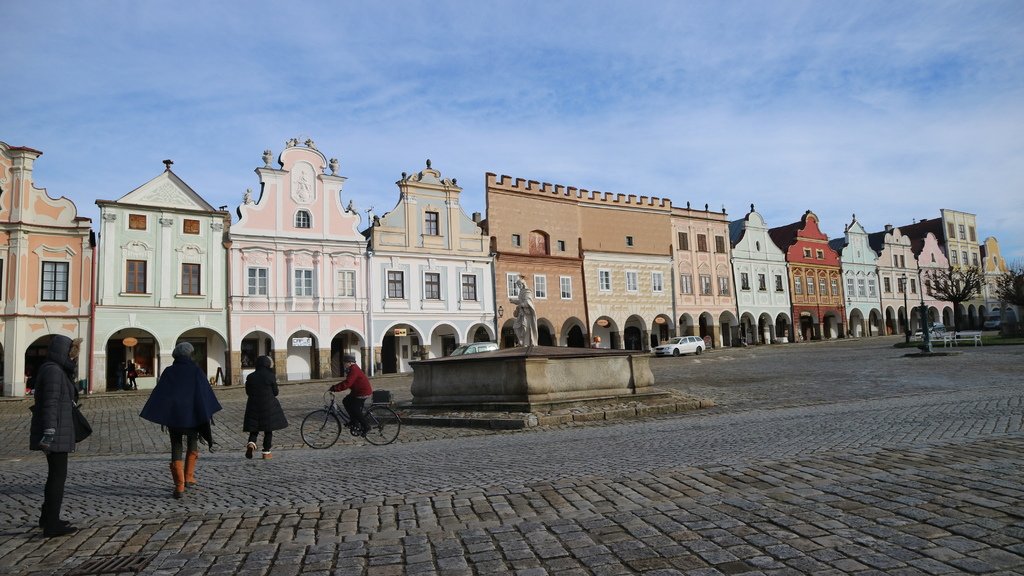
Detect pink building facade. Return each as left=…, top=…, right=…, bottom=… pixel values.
left=227, top=140, right=367, bottom=383
left=1, top=142, right=94, bottom=396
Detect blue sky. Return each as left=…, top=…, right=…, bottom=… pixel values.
left=5, top=1, right=1024, bottom=259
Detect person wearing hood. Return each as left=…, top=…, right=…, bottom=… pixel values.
left=242, top=355, right=288, bottom=460
left=139, top=342, right=222, bottom=499
left=29, top=335, right=84, bottom=537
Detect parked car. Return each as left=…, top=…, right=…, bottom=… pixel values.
left=449, top=342, right=499, bottom=356
left=983, top=315, right=1001, bottom=330
left=653, top=336, right=705, bottom=357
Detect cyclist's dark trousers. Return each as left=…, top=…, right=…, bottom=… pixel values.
left=247, top=430, right=273, bottom=452
left=343, top=394, right=367, bottom=430
left=169, top=429, right=198, bottom=461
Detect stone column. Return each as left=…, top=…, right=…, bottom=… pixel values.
left=229, top=351, right=243, bottom=385
left=273, top=349, right=287, bottom=381
left=317, top=348, right=331, bottom=379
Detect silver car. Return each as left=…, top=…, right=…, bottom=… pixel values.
left=449, top=342, right=499, bottom=356
left=653, top=336, right=705, bottom=357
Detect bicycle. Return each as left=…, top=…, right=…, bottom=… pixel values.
left=300, top=391, right=401, bottom=448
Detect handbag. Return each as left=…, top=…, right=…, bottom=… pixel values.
left=72, top=403, right=92, bottom=442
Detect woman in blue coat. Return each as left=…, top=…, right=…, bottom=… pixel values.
left=29, top=335, right=84, bottom=537
left=140, top=342, right=222, bottom=498
left=243, top=355, right=288, bottom=459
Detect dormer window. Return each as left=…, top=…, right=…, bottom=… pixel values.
left=295, top=210, right=311, bottom=229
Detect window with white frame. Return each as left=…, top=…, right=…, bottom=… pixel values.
left=680, top=274, right=693, bottom=294
left=387, top=270, right=405, bottom=299
left=598, top=269, right=611, bottom=291
left=295, top=210, right=312, bottom=229
left=337, top=269, right=356, bottom=297
left=857, top=278, right=866, bottom=297
left=461, top=274, right=477, bottom=301
left=951, top=251, right=958, bottom=265
left=740, top=272, right=750, bottom=290
left=41, top=261, right=70, bottom=301
left=293, top=269, right=314, bottom=296
left=718, top=276, right=730, bottom=295
left=560, top=276, right=572, bottom=299
left=794, top=276, right=803, bottom=295
left=775, top=274, right=784, bottom=292
left=625, top=271, right=638, bottom=292
left=821, top=278, right=830, bottom=296
left=868, top=278, right=877, bottom=297
left=758, top=273, right=767, bottom=291
left=651, top=272, right=663, bottom=293
left=700, top=274, right=712, bottom=295
left=847, top=278, right=855, bottom=297
left=806, top=275, right=815, bottom=295
left=534, top=275, right=547, bottom=298
left=506, top=273, right=520, bottom=298
left=248, top=267, right=268, bottom=296
left=424, top=272, right=441, bottom=300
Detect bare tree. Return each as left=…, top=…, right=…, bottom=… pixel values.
left=924, top=266, right=983, bottom=330
left=994, top=260, right=1024, bottom=308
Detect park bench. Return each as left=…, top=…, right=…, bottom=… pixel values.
left=943, top=330, right=983, bottom=347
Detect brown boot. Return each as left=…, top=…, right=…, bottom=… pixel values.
left=170, top=460, right=185, bottom=499
left=184, top=451, right=199, bottom=487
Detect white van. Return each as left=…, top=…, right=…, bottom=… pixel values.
left=983, top=314, right=1001, bottom=330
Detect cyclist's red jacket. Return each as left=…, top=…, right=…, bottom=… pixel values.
left=330, top=364, right=373, bottom=398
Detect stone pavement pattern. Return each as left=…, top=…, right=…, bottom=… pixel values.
left=0, top=338, right=1022, bottom=575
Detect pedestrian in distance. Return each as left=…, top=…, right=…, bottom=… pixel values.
left=126, top=362, right=138, bottom=390
left=116, top=361, right=126, bottom=391
left=329, top=354, right=373, bottom=435
left=29, top=335, right=85, bottom=537
left=243, top=355, right=288, bottom=460
left=139, top=342, right=222, bottom=499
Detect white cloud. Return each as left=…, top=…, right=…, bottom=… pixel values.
left=5, top=0, right=1023, bottom=258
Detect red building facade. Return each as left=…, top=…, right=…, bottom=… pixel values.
left=769, top=211, right=845, bottom=341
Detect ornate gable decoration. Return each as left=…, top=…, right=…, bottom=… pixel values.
left=120, top=170, right=216, bottom=212
left=290, top=161, right=317, bottom=205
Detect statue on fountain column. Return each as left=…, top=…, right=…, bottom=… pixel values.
left=510, top=276, right=538, bottom=348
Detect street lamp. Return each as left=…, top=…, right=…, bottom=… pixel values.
left=900, top=273, right=910, bottom=344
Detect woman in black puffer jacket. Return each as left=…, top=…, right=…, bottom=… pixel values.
left=243, top=355, right=288, bottom=459
left=29, top=335, right=83, bottom=537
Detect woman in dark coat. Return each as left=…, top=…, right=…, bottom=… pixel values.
left=29, top=335, right=84, bottom=537
left=140, top=342, right=222, bottom=499
left=243, top=355, right=288, bottom=459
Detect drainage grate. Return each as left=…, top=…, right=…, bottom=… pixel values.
left=67, top=554, right=154, bottom=575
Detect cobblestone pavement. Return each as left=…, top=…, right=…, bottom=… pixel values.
left=1, top=337, right=1022, bottom=575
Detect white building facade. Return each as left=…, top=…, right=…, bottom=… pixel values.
left=365, top=162, right=494, bottom=374
left=830, top=216, right=882, bottom=337
left=728, top=207, right=792, bottom=344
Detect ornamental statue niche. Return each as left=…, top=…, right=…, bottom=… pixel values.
left=510, top=275, right=539, bottom=348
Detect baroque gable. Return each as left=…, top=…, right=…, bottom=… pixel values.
left=119, top=168, right=216, bottom=212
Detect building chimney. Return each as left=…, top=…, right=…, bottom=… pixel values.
left=472, top=212, right=481, bottom=223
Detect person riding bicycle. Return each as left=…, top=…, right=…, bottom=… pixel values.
left=329, top=354, right=372, bottom=434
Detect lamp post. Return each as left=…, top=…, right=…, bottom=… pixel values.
left=900, top=273, right=910, bottom=344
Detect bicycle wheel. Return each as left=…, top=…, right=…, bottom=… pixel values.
left=362, top=405, right=401, bottom=445
left=301, top=409, right=342, bottom=449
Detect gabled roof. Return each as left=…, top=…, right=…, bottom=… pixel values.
left=893, top=217, right=944, bottom=257
left=828, top=237, right=847, bottom=255
left=767, top=219, right=804, bottom=251
left=112, top=163, right=218, bottom=212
